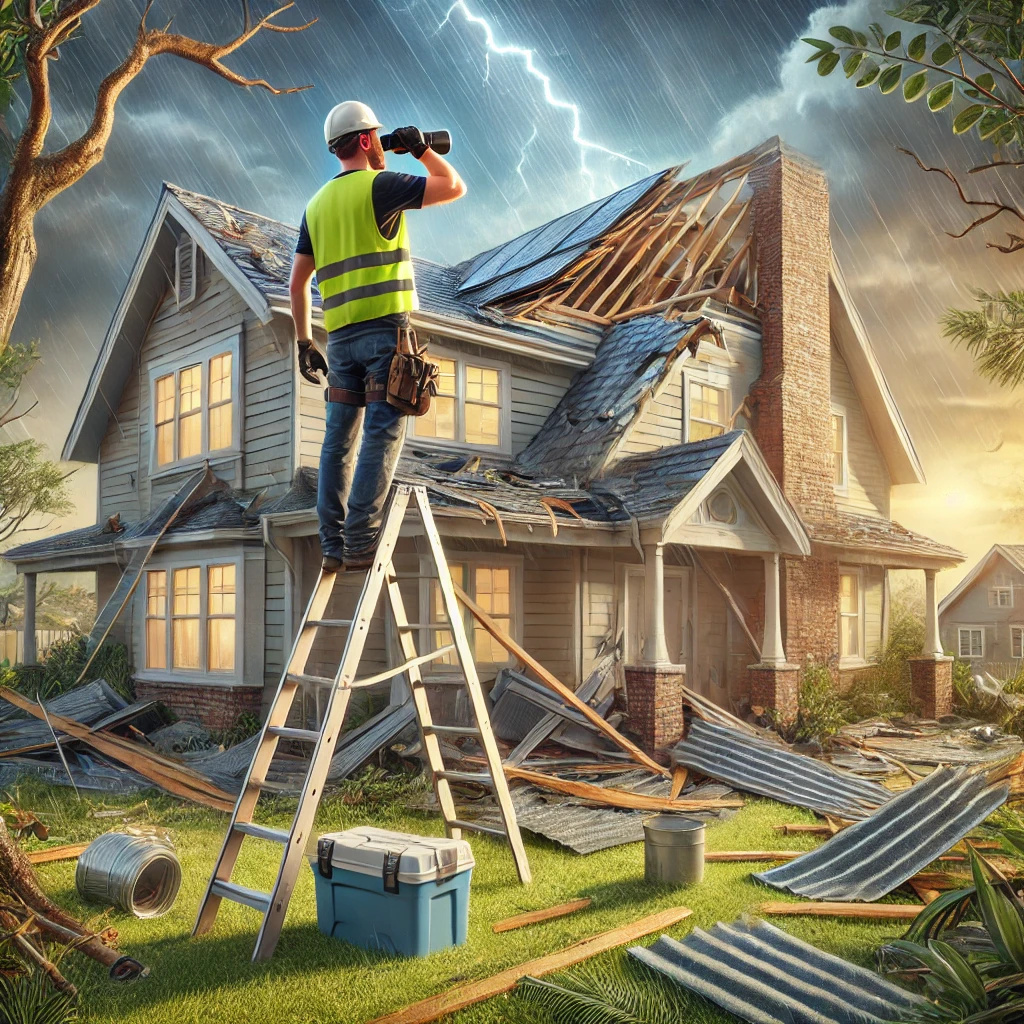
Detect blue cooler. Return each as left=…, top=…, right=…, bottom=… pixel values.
left=310, top=826, right=474, bottom=957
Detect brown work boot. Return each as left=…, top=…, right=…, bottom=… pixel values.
left=344, top=550, right=376, bottom=572
left=322, top=555, right=344, bottom=574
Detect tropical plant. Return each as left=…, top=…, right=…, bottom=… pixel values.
left=803, top=2, right=1024, bottom=388
left=10, top=631, right=132, bottom=700
left=0, top=969, right=77, bottom=1024
left=794, top=661, right=850, bottom=743
left=879, top=848, right=1024, bottom=1021
left=846, top=597, right=923, bottom=719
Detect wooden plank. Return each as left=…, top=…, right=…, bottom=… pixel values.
left=367, top=906, right=693, bottom=1024
left=504, top=766, right=742, bottom=811
left=670, top=766, right=688, bottom=800
left=26, top=844, right=89, bottom=865
left=760, top=902, right=923, bottom=921
left=704, top=851, right=803, bottom=862
left=453, top=582, right=668, bottom=777
left=491, top=898, right=593, bottom=934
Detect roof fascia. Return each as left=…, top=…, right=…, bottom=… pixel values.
left=829, top=256, right=925, bottom=485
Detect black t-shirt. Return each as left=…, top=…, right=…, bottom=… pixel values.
left=297, top=170, right=426, bottom=343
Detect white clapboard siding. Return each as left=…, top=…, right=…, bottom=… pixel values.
left=264, top=547, right=288, bottom=686
left=831, top=342, right=890, bottom=519
left=522, top=547, right=577, bottom=685
left=243, top=318, right=293, bottom=495
left=582, top=550, right=617, bottom=677
left=864, top=564, right=884, bottom=660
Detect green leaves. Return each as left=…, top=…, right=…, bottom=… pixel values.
left=856, top=62, right=881, bottom=88
left=927, top=79, right=955, bottom=110
left=953, top=104, right=986, bottom=134
left=931, top=41, right=955, bottom=66
left=904, top=69, right=929, bottom=101
left=907, top=32, right=928, bottom=60
left=879, top=64, right=903, bottom=94
left=802, top=37, right=835, bottom=62
left=885, top=29, right=902, bottom=51
left=843, top=51, right=865, bottom=77
left=829, top=25, right=860, bottom=45
left=817, top=51, right=840, bottom=76
left=969, top=847, right=1024, bottom=972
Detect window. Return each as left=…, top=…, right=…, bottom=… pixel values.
left=832, top=412, right=847, bottom=490
left=1012, top=626, right=1024, bottom=660
left=175, top=235, right=196, bottom=308
left=990, top=583, right=1014, bottom=608
left=958, top=627, right=984, bottom=659
left=412, top=352, right=507, bottom=450
left=145, top=562, right=237, bottom=674
left=839, top=572, right=861, bottom=661
left=424, top=560, right=516, bottom=669
left=688, top=381, right=727, bottom=441
left=152, top=347, right=236, bottom=468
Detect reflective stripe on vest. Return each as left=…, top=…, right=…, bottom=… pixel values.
left=303, top=170, right=417, bottom=332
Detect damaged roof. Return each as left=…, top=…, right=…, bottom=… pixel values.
left=808, top=511, right=965, bottom=568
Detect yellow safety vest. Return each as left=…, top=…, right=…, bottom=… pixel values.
left=303, top=170, right=417, bottom=332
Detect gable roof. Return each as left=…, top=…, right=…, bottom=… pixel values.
left=939, top=544, right=1024, bottom=617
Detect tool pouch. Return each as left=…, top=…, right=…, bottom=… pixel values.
left=387, top=326, right=438, bottom=417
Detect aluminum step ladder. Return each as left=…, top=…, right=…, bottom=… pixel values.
left=193, top=484, right=531, bottom=961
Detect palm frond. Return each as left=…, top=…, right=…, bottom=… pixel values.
left=942, top=290, right=1024, bottom=389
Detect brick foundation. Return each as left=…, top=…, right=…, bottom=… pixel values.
left=748, top=663, right=800, bottom=721
left=908, top=656, right=954, bottom=720
left=623, top=663, right=685, bottom=753
left=134, top=679, right=263, bottom=731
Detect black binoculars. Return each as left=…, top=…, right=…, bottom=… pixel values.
left=380, top=130, right=452, bottom=155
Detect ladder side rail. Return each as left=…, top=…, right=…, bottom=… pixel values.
left=411, top=489, right=532, bottom=884
left=251, top=487, right=412, bottom=961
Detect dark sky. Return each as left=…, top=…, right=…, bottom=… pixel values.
left=5, top=0, right=1024, bottom=590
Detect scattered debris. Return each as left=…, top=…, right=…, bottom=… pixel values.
left=491, top=897, right=592, bottom=933
left=366, top=906, right=692, bottom=1024
left=753, top=765, right=1010, bottom=902
left=629, top=917, right=927, bottom=1024
left=26, top=843, right=89, bottom=865
left=759, top=902, right=925, bottom=920
left=76, top=831, right=181, bottom=918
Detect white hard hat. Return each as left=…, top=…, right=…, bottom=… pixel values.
left=324, top=101, right=383, bottom=147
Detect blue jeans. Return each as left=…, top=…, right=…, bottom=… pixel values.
left=317, top=327, right=406, bottom=559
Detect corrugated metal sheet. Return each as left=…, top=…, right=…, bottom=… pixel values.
left=754, top=764, right=1010, bottom=902
left=629, top=917, right=926, bottom=1024
left=671, top=720, right=891, bottom=820
left=0, top=680, right=128, bottom=753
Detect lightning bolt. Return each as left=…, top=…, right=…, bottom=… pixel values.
left=438, top=1, right=648, bottom=199
left=515, top=124, right=539, bottom=191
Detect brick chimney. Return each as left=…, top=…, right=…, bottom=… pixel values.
left=748, top=139, right=838, bottom=669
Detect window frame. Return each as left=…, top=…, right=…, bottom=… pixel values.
left=958, top=626, right=985, bottom=660
left=683, top=370, right=729, bottom=444
left=175, top=234, right=197, bottom=309
left=408, top=345, right=512, bottom=455
left=990, top=585, right=1014, bottom=608
left=838, top=566, right=865, bottom=668
left=137, top=551, right=244, bottom=685
left=148, top=336, right=241, bottom=476
left=1012, top=625, right=1024, bottom=660
left=415, top=553, right=523, bottom=673
left=831, top=406, right=848, bottom=494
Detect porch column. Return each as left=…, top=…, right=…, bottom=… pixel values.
left=909, top=567, right=953, bottom=719
left=923, top=569, right=943, bottom=657
left=22, top=572, right=37, bottom=666
left=641, top=543, right=670, bottom=664
left=761, top=552, right=787, bottom=666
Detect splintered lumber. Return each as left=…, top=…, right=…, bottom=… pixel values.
left=670, top=766, right=688, bottom=800
left=504, top=766, right=742, bottom=812
left=453, top=583, right=668, bottom=777
left=492, top=898, right=593, bottom=933
left=26, top=843, right=89, bottom=865
left=367, top=906, right=693, bottom=1024
left=704, top=851, right=803, bottom=862
left=0, top=687, right=235, bottom=812
left=761, top=902, right=923, bottom=921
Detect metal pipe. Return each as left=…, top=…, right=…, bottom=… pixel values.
left=76, top=832, right=181, bottom=918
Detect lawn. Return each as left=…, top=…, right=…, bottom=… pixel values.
left=13, top=776, right=920, bottom=1024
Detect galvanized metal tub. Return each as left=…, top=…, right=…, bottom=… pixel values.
left=643, top=815, right=705, bottom=885
left=75, top=832, right=181, bottom=918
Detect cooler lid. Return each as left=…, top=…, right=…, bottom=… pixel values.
left=315, top=826, right=474, bottom=883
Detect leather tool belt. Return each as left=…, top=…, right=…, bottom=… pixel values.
left=386, top=326, right=439, bottom=417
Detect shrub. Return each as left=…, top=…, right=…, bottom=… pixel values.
left=10, top=632, right=133, bottom=701
left=209, top=712, right=261, bottom=749
left=794, top=661, right=849, bottom=744
left=845, top=600, right=921, bottom=720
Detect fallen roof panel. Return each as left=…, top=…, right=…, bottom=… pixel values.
left=671, top=719, right=891, bottom=820
left=753, top=764, right=1009, bottom=902
left=629, top=917, right=925, bottom=1024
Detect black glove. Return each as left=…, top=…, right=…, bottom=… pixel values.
left=391, top=125, right=428, bottom=159
left=297, top=339, right=327, bottom=385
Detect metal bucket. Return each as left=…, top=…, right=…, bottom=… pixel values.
left=643, top=815, right=705, bottom=885
left=75, top=832, right=181, bottom=918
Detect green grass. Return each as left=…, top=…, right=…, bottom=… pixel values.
left=12, top=779, right=918, bottom=1024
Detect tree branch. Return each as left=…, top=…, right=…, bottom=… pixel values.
left=969, top=159, right=1024, bottom=174
left=0, top=397, right=38, bottom=428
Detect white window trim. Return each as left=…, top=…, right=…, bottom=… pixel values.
left=989, top=585, right=1014, bottom=608
left=682, top=368, right=729, bottom=443
left=838, top=565, right=865, bottom=668
left=958, top=625, right=985, bottom=660
left=831, top=405, right=848, bottom=495
left=1012, top=625, right=1024, bottom=660
left=148, top=335, right=242, bottom=476
left=135, top=550, right=245, bottom=685
left=408, top=345, right=512, bottom=455
left=175, top=234, right=197, bottom=309
left=416, top=552, right=523, bottom=672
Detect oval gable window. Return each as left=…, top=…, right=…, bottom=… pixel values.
left=708, top=489, right=738, bottom=525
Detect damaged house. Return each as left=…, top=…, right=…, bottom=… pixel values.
left=4, top=137, right=963, bottom=746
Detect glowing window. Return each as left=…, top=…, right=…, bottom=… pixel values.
left=172, top=566, right=201, bottom=670
left=208, top=353, right=233, bottom=452
left=839, top=572, right=861, bottom=660
left=145, top=570, right=167, bottom=670
left=155, top=375, right=176, bottom=467
left=207, top=564, right=236, bottom=672
left=428, top=562, right=515, bottom=668
left=688, top=382, right=727, bottom=441
left=178, top=364, right=202, bottom=460
left=417, top=358, right=457, bottom=440
left=413, top=355, right=505, bottom=448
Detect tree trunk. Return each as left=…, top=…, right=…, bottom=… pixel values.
left=0, top=173, right=40, bottom=352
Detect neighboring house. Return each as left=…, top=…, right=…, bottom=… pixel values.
left=5, top=137, right=964, bottom=745
left=938, top=545, right=1024, bottom=675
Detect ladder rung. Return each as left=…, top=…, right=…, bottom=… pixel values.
left=306, top=619, right=352, bottom=629
left=449, top=818, right=507, bottom=838
left=397, top=622, right=450, bottom=630
left=437, top=770, right=493, bottom=785
left=352, top=645, right=457, bottom=688
left=268, top=726, right=321, bottom=743
left=253, top=778, right=294, bottom=795
left=424, top=724, right=481, bottom=737
left=286, top=672, right=335, bottom=688
left=387, top=572, right=437, bottom=581
left=234, top=822, right=290, bottom=844
left=210, top=879, right=272, bottom=913
left=415, top=676, right=468, bottom=686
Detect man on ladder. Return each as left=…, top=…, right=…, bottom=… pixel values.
left=289, top=101, right=467, bottom=573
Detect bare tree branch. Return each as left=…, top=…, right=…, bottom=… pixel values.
left=0, top=397, right=38, bottom=428
left=969, top=159, right=1024, bottom=174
